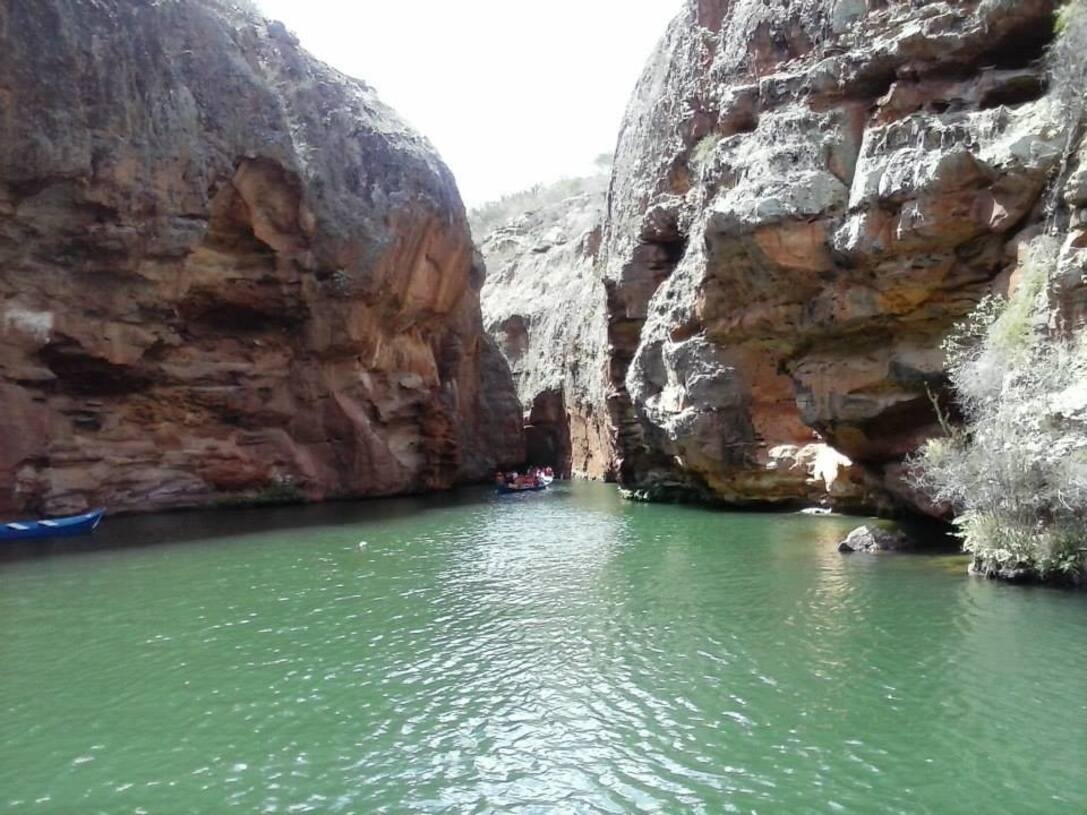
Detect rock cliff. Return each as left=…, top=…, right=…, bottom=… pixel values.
left=478, top=178, right=615, bottom=478
left=0, top=0, right=523, bottom=516
left=600, top=0, right=1073, bottom=511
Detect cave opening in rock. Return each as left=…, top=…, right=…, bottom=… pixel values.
left=178, top=161, right=311, bottom=336
left=978, top=16, right=1053, bottom=70
left=38, top=337, right=152, bottom=396
left=978, top=74, right=1047, bottom=110
left=524, top=389, right=572, bottom=476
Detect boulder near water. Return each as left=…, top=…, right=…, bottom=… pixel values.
left=0, top=0, right=523, bottom=515
left=837, top=525, right=913, bottom=553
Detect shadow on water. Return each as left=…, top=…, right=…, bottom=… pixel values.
left=0, top=484, right=505, bottom=566
left=0, top=478, right=966, bottom=572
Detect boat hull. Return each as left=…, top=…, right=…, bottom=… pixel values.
left=0, top=509, right=105, bottom=542
left=496, top=484, right=548, bottom=495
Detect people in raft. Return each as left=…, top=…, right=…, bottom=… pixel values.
left=494, top=466, right=554, bottom=488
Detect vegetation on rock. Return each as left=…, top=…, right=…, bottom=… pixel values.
left=915, top=242, right=1087, bottom=581
left=468, top=170, right=609, bottom=241
left=914, top=0, right=1087, bottom=582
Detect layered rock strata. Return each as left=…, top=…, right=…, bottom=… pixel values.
left=0, top=0, right=522, bottom=515
left=601, top=0, right=1072, bottom=511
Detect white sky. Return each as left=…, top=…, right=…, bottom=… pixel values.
left=254, top=1, right=681, bottom=206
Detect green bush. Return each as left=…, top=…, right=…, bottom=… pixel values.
left=469, top=174, right=609, bottom=240
left=216, top=475, right=305, bottom=508
left=1055, top=1, right=1081, bottom=36
left=914, top=241, right=1087, bottom=581
left=914, top=6, right=1087, bottom=581
left=689, top=135, right=721, bottom=173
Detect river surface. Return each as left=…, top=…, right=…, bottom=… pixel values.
left=1, top=482, right=1085, bottom=814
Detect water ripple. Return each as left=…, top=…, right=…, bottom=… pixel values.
left=1, top=484, right=1085, bottom=813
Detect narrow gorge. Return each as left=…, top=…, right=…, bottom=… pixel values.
left=2, top=2, right=1086, bottom=812
left=3, top=0, right=1083, bottom=581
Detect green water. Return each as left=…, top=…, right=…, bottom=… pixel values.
left=1, top=483, right=1085, bottom=814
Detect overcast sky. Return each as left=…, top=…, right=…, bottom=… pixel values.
left=254, top=1, right=681, bottom=206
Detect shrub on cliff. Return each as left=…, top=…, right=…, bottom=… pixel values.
left=914, top=240, right=1087, bottom=581
left=915, top=1, right=1087, bottom=582
left=469, top=173, right=609, bottom=240
left=205, top=0, right=262, bottom=15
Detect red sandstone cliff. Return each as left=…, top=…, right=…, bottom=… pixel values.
left=0, top=0, right=523, bottom=515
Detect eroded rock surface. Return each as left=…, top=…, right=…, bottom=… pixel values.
left=1051, top=111, right=1087, bottom=335
left=600, top=0, right=1070, bottom=511
left=479, top=180, right=615, bottom=478
left=0, top=0, right=523, bottom=515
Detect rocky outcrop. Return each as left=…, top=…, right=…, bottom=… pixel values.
left=1050, top=58, right=1087, bottom=336
left=479, top=179, right=615, bottom=478
left=838, top=524, right=912, bottom=553
left=599, top=0, right=1071, bottom=512
left=0, top=0, right=522, bottom=516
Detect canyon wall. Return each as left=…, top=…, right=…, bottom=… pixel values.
left=479, top=181, right=615, bottom=478
left=600, top=0, right=1074, bottom=511
left=0, top=0, right=523, bottom=516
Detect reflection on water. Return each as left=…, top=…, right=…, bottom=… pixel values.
left=0, top=482, right=1085, bottom=814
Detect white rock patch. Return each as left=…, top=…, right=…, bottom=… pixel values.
left=3, top=307, right=54, bottom=343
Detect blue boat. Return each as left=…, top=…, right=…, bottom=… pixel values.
left=0, top=508, right=105, bottom=542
